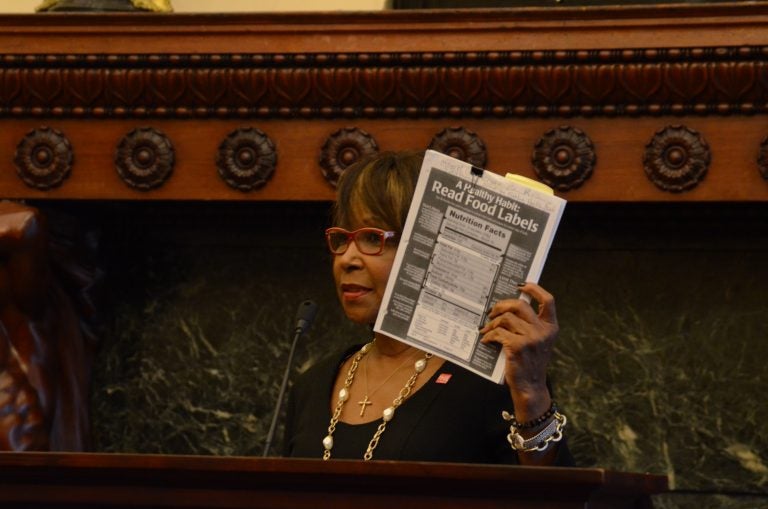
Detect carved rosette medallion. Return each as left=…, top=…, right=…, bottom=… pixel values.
left=757, top=136, right=768, bottom=181
left=643, top=125, right=710, bottom=192
left=115, top=127, right=175, bottom=190
left=428, top=127, right=487, bottom=168
left=14, top=127, right=73, bottom=190
left=216, top=127, right=277, bottom=191
left=532, top=126, right=596, bottom=191
left=319, top=127, right=379, bottom=187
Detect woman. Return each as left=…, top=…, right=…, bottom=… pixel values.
left=284, top=151, right=572, bottom=465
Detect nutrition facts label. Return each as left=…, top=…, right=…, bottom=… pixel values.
left=376, top=150, right=566, bottom=383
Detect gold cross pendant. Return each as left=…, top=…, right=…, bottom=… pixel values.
left=358, top=395, right=372, bottom=417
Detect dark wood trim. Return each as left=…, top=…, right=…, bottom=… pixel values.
left=2, top=47, right=768, bottom=120
left=0, top=452, right=667, bottom=508
left=1, top=5, right=767, bottom=201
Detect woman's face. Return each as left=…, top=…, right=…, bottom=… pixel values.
left=332, top=216, right=397, bottom=325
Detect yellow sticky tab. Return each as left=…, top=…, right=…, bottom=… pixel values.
left=504, top=174, right=554, bottom=195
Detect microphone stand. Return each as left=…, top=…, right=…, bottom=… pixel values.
left=262, top=300, right=317, bottom=457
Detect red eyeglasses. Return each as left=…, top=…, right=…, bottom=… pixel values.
left=325, top=227, right=398, bottom=255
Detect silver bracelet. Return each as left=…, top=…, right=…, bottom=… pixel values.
left=503, top=411, right=567, bottom=452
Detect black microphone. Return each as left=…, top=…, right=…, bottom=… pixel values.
left=262, top=299, right=318, bottom=457
left=293, top=299, right=318, bottom=336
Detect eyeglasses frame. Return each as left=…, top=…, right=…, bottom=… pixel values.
left=325, top=227, right=398, bottom=255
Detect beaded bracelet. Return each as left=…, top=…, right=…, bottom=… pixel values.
left=501, top=401, right=558, bottom=429
left=505, top=411, right=567, bottom=452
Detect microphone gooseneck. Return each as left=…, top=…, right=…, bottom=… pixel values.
left=263, top=299, right=318, bottom=457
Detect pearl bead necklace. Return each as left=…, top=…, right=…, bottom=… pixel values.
left=322, top=341, right=432, bottom=461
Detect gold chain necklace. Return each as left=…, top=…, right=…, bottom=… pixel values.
left=358, top=348, right=417, bottom=417
left=322, top=340, right=432, bottom=461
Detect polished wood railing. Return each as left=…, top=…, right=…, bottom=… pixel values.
left=0, top=452, right=668, bottom=508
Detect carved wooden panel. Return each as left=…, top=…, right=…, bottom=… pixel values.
left=216, top=127, right=277, bottom=192
left=0, top=49, right=767, bottom=121
left=757, top=136, right=768, bottom=181
left=0, top=7, right=766, bottom=201
left=0, top=201, right=101, bottom=451
left=114, top=127, right=175, bottom=190
left=532, top=126, right=595, bottom=191
left=13, top=127, right=73, bottom=190
left=319, top=127, right=379, bottom=188
left=643, top=125, right=710, bottom=193
left=428, top=127, right=487, bottom=168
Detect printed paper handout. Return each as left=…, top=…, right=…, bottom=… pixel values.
left=374, top=150, right=566, bottom=383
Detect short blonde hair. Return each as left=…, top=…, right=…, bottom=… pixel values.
left=333, top=151, right=424, bottom=232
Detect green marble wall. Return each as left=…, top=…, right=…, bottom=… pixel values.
left=51, top=200, right=766, bottom=508
left=546, top=205, right=768, bottom=509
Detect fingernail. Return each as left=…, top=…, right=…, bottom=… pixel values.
left=516, top=282, right=526, bottom=287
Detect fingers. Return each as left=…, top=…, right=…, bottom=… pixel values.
left=478, top=322, right=525, bottom=350
left=479, top=282, right=558, bottom=340
left=479, top=306, right=529, bottom=336
left=518, top=282, right=557, bottom=324
left=486, top=282, right=557, bottom=324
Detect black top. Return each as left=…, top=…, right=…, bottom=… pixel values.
left=283, top=345, right=574, bottom=465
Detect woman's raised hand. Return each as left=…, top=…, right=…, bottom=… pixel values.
left=479, top=282, right=558, bottom=421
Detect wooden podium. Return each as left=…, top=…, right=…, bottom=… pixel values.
left=0, top=452, right=667, bottom=508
